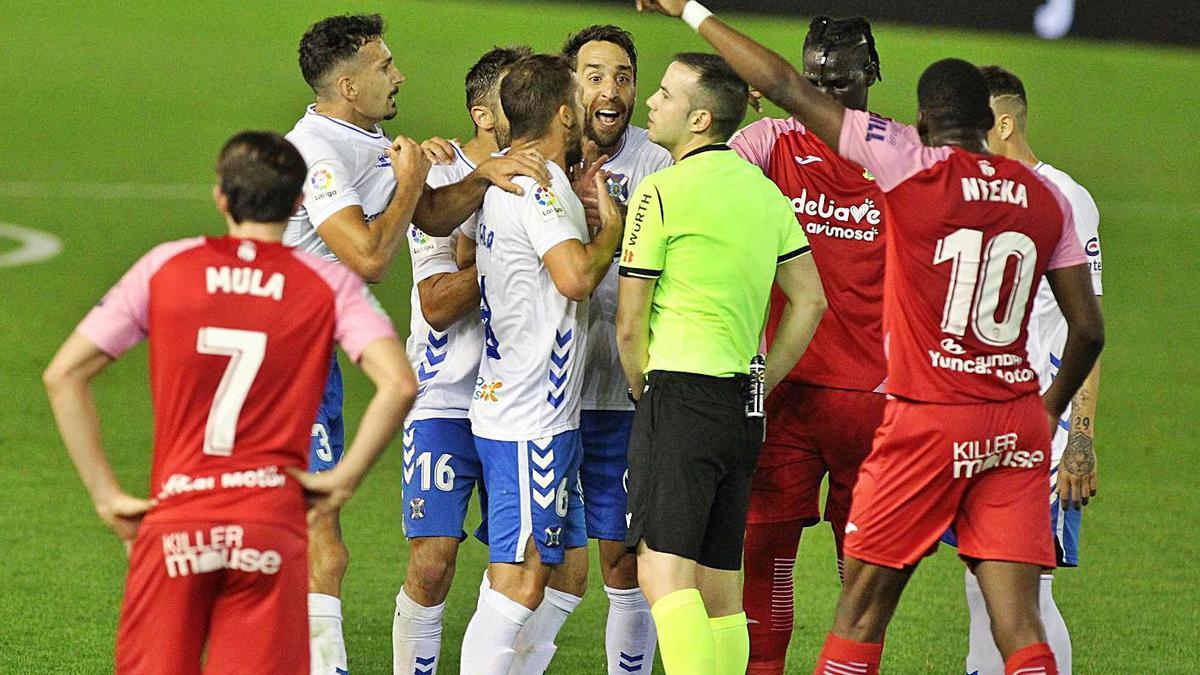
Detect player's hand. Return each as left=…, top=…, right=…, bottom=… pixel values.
left=95, top=492, right=156, bottom=555
left=635, top=0, right=686, bottom=17
left=388, top=135, right=433, bottom=185
left=1056, top=432, right=1097, bottom=511
left=749, top=89, right=765, bottom=115
left=571, top=148, right=611, bottom=232
left=594, top=169, right=624, bottom=234
left=286, top=468, right=354, bottom=522
left=476, top=147, right=551, bottom=195
left=421, top=137, right=458, bottom=165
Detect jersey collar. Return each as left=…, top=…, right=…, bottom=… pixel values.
left=680, top=143, right=731, bottom=161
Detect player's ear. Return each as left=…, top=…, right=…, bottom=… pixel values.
left=336, top=73, right=356, bottom=102
left=997, top=113, right=1015, bottom=142
left=213, top=185, right=231, bottom=219
left=470, top=105, right=493, bottom=131
left=558, top=102, right=574, bottom=129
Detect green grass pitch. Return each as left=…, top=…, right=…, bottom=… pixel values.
left=1, top=1, right=1197, bottom=672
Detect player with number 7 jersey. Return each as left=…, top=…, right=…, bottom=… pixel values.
left=43, top=132, right=411, bottom=675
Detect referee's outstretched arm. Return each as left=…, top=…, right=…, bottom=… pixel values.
left=764, top=251, right=826, bottom=394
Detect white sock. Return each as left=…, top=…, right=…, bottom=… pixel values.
left=964, top=570, right=1004, bottom=675
left=604, top=585, right=657, bottom=675
left=460, top=588, right=533, bottom=675
left=309, top=593, right=348, bottom=675
left=393, top=587, right=445, bottom=675
left=1040, top=573, right=1073, bottom=674
left=508, top=587, right=582, bottom=674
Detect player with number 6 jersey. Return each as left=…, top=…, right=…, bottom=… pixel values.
left=43, top=132, right=412, bottom=675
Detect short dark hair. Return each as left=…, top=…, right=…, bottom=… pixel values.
left=216, top=131, right=306, bottom=224
left=562, top=25, right=638, bottom=78
left=465, top=45, right=533, bottom=109
left=805, top=16, right=882, bottom=80
left=672, top=52, right=749, bottom=140
left=979, top=64, right=1027, bottom=104
left=298, top=14, right=384, bottom=91
left=501, top=54, right=576, bottom=142
left=916, top=58, right=995, bottom=134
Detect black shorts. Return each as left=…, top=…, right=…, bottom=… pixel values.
left=624, top=370, right=764, bottom=571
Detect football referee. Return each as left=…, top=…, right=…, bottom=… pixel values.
left=616, top=53, right=827, bottom=675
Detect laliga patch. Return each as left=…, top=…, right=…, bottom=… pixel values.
left=534, top=186, right=566, bottom=221
left=309, top=167, right=339, bottom=201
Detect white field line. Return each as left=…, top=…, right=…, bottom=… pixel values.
left=0, top=223, right=63, bottom=268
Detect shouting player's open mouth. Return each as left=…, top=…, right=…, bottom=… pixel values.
left=595, top=106, right=625, bottom=130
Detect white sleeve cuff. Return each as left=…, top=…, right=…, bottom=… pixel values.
left=682, top=1, right=713, bottom=31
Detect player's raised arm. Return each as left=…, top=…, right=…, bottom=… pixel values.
left=44, top=333, right=155, bottom=551
left=411, top=147, right=553, bottom=236
left=636, top=0, right=846, bottom=150
left=315, top=135, right=431, bottom=282
left=542, top=170, right=624, bottom=301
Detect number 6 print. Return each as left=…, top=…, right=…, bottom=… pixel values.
left=196, top=327, right=267, bottom=456
left=933, top=228, right=1037, bottom=347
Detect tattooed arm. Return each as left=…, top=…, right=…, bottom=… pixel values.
left=1059, top=357, right=1101, bottom=510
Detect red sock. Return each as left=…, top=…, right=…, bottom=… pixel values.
left=743, top=520, right=804, bottom=674
left=1005, top=642, right=1058, bottom=675
left=813, top=632, right=882, bottom=675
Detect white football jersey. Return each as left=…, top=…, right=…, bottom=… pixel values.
left=582, top=126, right=674, bottom=410
left=469, top=161, right=590, bottom=441
left=284, top=105, right=398, bottom=261
left=1026, top=162, right=1103, bottom=462
left=406, top=144, right=483, bottom=421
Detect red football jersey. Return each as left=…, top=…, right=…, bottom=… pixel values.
left=732, top=117, right=888, bottom=393
left=77, top=236, right=395, bottom=528
left=837, top=110, right=1086, bottom=404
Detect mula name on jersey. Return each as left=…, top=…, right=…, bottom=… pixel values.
left=205, top=266, right=285, bottom=301
left=960, top=177, right=1029, bottom=208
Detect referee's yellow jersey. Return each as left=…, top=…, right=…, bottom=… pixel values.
left=618, top=144, right=810, bottom=378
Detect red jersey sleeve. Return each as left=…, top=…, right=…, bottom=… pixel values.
left=77, top=237, right=206, bottom=357
left=292, top=252, right=397, bottom=362
left=838, top=109, right=952, bottom=192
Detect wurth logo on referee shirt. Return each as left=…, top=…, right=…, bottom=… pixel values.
left=951, top=432, right=1046, bottom=478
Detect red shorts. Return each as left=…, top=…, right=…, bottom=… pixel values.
left=115, top=520, right=308, bottom=674
left=748, top=382, right=884, bottom=530
left=844, top=394, right=1056, bottom=570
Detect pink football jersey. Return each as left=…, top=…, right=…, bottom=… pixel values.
left=78, top=236, right=395, bottom=528
left=837, top=109, right=1085, bottom=404
left=733, top=117, right=889, bottom=393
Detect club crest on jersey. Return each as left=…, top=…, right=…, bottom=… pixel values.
left=606, top=173, right=630, bottom=205
left=409, top=497, right=426, bottom=520
left=978, top=160, right=996, bottom=177
left=375, top=152, right=392, bottom=169
left=534, top=186, right=567, bottom=221
left=237, top=240, right=257, bottom=262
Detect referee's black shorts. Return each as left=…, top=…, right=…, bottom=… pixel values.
left=624, top=370, right=764, bottom=571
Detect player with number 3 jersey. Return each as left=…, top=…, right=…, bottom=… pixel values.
left=43, top=132, right=412, bottom=675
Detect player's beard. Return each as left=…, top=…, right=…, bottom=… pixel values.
left=586, top=98, right=632, bottom=150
